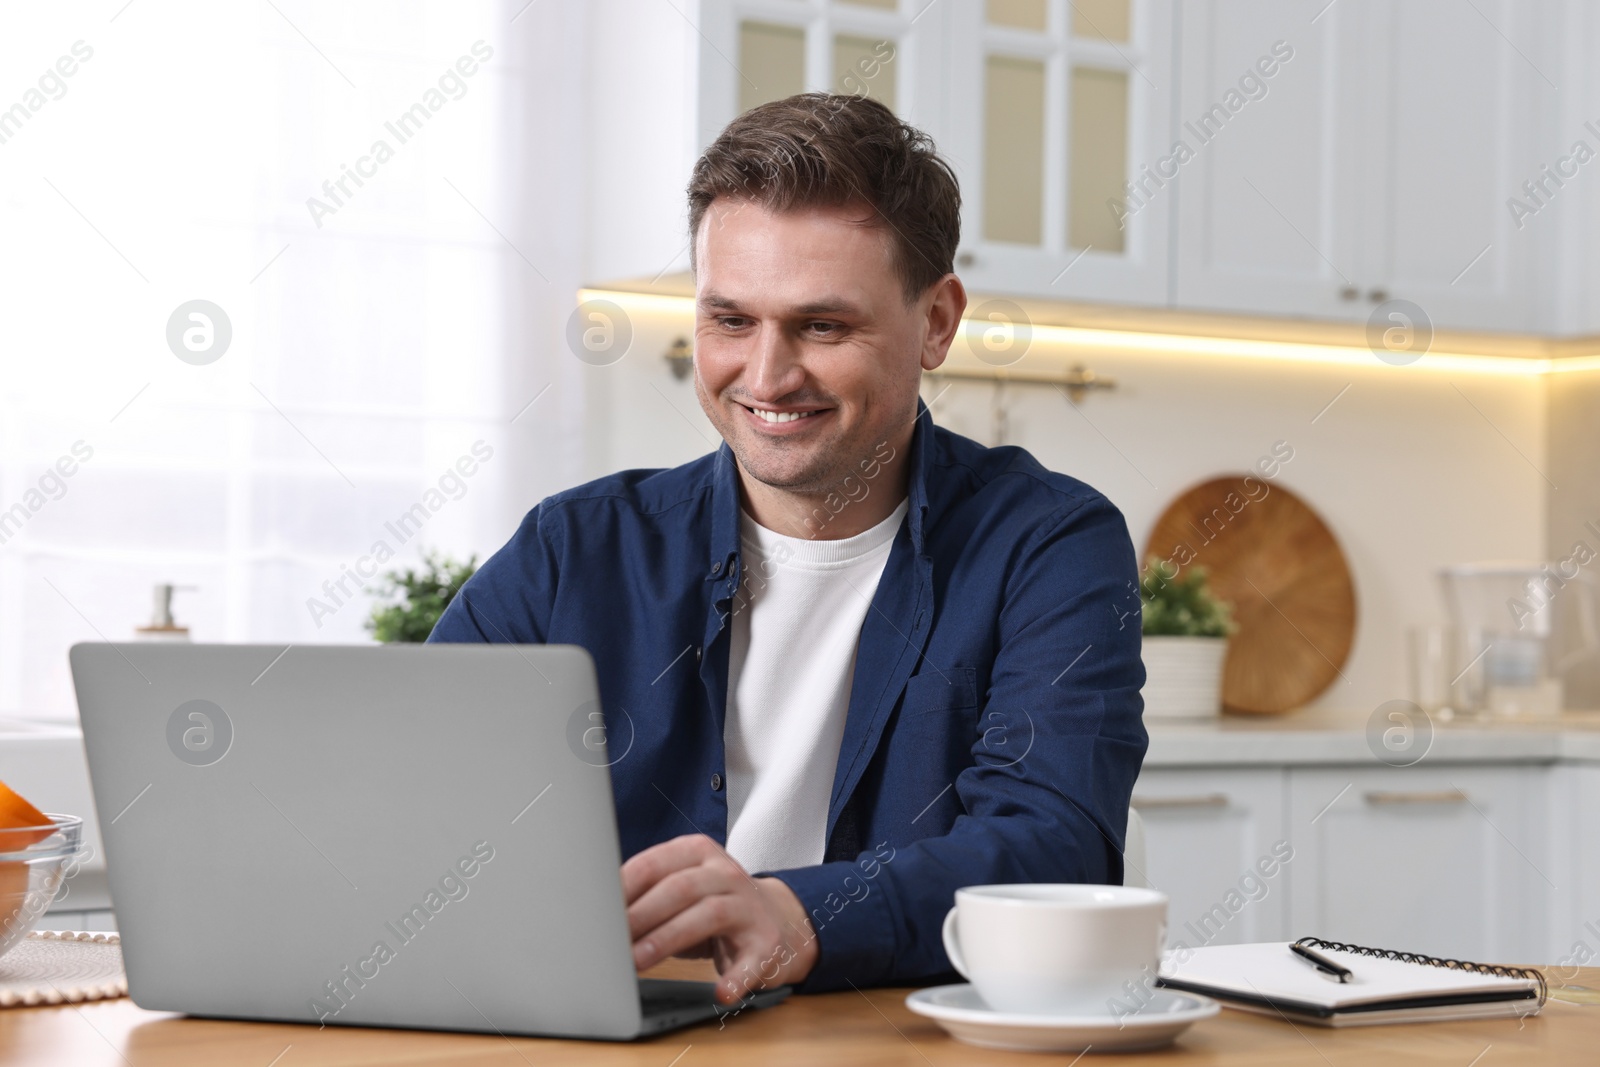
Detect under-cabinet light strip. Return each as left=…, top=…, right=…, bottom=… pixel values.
left=577, top=288, right=1600, bottom=377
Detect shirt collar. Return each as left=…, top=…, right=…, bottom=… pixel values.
left=905, top=396, right=933, bottom=556
left=708, top=446, right=741, bottom=580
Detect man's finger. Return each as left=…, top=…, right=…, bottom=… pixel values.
left=619, top=833, right=718, bottom=904
left=714, top=944, right=782, bottom=1005
left=626, top=862, right=729, bottom=942
left=631, top=892, right=745, bottom=971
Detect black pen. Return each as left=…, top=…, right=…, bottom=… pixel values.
left=1290, top=942, right=1353, bottom=983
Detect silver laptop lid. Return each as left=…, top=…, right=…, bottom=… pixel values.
left=70, top=643, right=646, bottom=1039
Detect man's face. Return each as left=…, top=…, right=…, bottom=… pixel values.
left=692, top=199, right=945, bottom=496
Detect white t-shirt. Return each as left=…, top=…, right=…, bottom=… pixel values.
left=722, top=498, right=910, bottom=874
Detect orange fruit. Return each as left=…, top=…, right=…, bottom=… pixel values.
left=0, top=863, right=29, bottom=933
left=0, top=780, right=53, bottom=935
left=0, top=780, right=51, bottom=840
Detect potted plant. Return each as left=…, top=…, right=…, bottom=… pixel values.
left=1139, top=563, right=1235, bottom=721
left=365, top=549, right=478, bottom=643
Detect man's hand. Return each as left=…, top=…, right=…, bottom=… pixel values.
left=622, top=833, right=819, bottom=1004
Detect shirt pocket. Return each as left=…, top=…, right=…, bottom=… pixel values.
left=896, top=662, right=979, bottom=748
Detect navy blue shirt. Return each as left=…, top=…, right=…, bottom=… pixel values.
left=430, top=409, right=1147, bottom=992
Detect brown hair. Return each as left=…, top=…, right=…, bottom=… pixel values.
left=687, top=93, right=962, bottom=304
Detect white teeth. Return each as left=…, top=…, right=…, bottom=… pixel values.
left=750, top=407, right=816, bottom=424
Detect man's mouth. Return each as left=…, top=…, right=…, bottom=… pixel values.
left=739, top=403, right=827, bottom=426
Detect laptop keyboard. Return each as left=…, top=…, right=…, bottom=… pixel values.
left=639, top=979, right=721, bottom=1014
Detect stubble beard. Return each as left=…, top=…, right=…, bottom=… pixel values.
left=696, top=381, right=886, bottom=500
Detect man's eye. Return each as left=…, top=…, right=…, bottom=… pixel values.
left=718, top=316, right=750, bottom=330
left=806, top=322, right=842, bottom=336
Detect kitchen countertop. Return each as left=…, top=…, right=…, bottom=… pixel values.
left=1145, top=709, right=1600, bottom=766
left=10, top=710, right=1600, bottom=802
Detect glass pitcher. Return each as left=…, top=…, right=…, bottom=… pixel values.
left=1439, top=561, right=1600, bottom=717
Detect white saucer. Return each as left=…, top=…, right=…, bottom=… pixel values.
left=905, top=983, right=1219, bottom=1053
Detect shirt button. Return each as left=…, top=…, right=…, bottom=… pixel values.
left=694, top=646, right=703, bottom=662
left=710, top=560, right=724, bottom=576
left=710, top=773, right=723, bottom=791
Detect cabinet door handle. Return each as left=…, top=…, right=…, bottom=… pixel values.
left=1362, top=788, right=1468, bottom=805
left=1131, top=793, right=1229, bottom=809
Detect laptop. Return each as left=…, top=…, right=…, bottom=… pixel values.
left=69, top=642, right=789, bottom=1039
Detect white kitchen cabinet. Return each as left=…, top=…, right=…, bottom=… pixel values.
left=1354, top=0, right=1550, bottom=333
left=588, top=0, right=1175, bottom=307
left=1579, top=765, right=1600, bottom=946
left=1172, top=0, right=1365, bottom=322
left=940, top=0, right=1176, bottom=306
left=590, top=0, right=1568, bottom=332
left=1131, top=767, right=1290, bottom=949
left=698, top=0, right=948, bottom=128
left=694, top=0, right=1178, bottom=308
left=1286, top=765, right=1552, bottom=964
left=1174, top=0, right=1551, bottom=332
left=1549, top=761, right=1600, bottom=970
left=583, top=0, right=701, bottom=288
left=587, top=0, right=949, bottom=288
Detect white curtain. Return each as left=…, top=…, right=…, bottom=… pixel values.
left=0, top=0, right=593, bottom=722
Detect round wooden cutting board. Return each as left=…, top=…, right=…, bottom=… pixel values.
left=1142, top=477, right=1357, bottom=714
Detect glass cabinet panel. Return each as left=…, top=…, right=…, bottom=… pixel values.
left=735, top=5, right=909, bottom=117
left=834, top=34, right=897, bottom=108
left=739, top=21, right=806, bottom=113
left=983, top=56, right=1046, bottom=244
left=1071, top=0, right=1130, bottom=42
left=969, top=0, right=1142, bottom=261
left=987, top=0, right=1048, bottom=31
left=1068, top=66, right=1128, bottom=252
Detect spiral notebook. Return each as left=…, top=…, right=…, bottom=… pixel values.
left=1158, top=938, right=1547, bottom=1028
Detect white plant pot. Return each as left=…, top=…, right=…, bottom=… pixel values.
left=1140, top=636, right=1228, bottom=721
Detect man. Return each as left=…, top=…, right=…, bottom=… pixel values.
left=430, top=92, right=1146, bottom=1003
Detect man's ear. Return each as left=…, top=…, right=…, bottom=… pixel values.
left=921, top=274, right=967, bottom=372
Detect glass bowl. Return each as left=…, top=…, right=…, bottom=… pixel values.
left=0, top=814, right=84, bottom=962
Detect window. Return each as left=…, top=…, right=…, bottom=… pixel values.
left=0, top=3, right=569, bottom=721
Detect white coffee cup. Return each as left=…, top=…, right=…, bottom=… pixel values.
left=941, top=883, right=1168, bottom=1016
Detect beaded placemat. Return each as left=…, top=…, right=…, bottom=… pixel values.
left=0, top=931, right=127, bottom=1007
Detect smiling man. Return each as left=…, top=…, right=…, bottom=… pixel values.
left=430, top=93, right=1147, bottom=1003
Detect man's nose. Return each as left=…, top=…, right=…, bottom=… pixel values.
left=746, top=326, right=806, bottom=400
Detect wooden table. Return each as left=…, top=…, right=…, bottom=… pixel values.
left=5, top=961, right=1598, bottom=1066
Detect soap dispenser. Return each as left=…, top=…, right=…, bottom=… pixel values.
left=135, top=583, right=194, bottom=641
